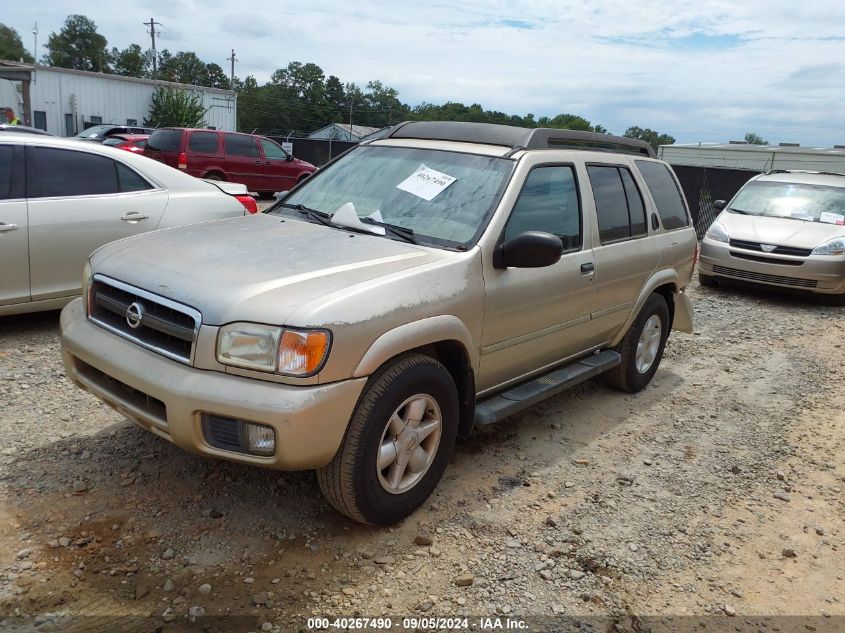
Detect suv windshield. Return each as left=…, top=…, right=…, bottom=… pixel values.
left=730, top=181, right=845, bottom=224
left=273, top=145, right=513, bottom=247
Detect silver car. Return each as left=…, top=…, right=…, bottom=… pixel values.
left=0, top=133, right=257, bottom=316
left=700, top=171, right=845, bottom=304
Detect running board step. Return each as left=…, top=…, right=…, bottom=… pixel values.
left=473, top=350, right=621, bottom=427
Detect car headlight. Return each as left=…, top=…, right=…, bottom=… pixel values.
left=705, top=221, right=729, bottom=243
left=812, top=237, right=845, bottom=256
left=82, top=262, right=92, bottom=316
left=217, top=323, right=330, bottom=376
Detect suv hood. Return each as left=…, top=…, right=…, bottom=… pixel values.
left=720, top=211, right=845, bottom=249
left=91, top=214, right=440, bottom=325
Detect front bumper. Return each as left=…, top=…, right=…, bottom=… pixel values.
left=699, top=237, right=845, bottom=295
left=60, top=298, right=366, bottom=470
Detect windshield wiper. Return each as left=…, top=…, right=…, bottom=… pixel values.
left=278, top=202, right=335, bottom=228
left=360, top=217, right=419, bottom=244
left=729, top=207, right=751, bottom=215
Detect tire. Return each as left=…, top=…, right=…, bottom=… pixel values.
left=257, top=191, right=276, bottom=200
left=604, top=293, right=670, bottom=394
left=699, top=273, right=718, bottom=287
left=317, top=354, right=459, bottom=525
left=204, top=173, right=224, bottom=181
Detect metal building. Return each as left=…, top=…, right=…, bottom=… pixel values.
left=0, top=60, right=236, bottom=136
left=659, top=142, right=845, bottom=172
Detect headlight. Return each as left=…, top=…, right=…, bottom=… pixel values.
left=217, top=323, right=330, bottom=376
left=82, top=262, right=92, bottom=316
left=705, top=221, right=729, bottom=243
left=812, top=237, right=845, bottom=256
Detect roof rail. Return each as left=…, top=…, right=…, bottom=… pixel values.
left=385, top=121, right=655, bottom=157
left=764, top=169, right=845, bottom=177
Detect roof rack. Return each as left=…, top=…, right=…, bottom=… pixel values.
left=383, top=121, right=655, bottom=157
left=764, top=169, right=845, bottom=177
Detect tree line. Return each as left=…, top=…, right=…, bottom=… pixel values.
left=1, top=14, right=679, bottom=149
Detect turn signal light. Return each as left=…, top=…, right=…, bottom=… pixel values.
left=177, top=152, right=188, bottom=169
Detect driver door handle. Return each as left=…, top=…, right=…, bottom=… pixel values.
left=121, top=212, right=149, bottom=222
left=0, top=222, right=18, bottom=232
left=580, top=262, right=595, bottom=275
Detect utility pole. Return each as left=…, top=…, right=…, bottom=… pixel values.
left=226, top=49, right=237, bottom=88
left=348, top=96, right=354, bottom=140
left=144, top=18, right=163, bottom=78
left=32, top=23, right=38, bottom=62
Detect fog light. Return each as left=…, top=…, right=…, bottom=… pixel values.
left=246, top=423, right=275, bottom=455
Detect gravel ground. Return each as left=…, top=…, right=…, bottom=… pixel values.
left=0, top=277, right=843, bottom=632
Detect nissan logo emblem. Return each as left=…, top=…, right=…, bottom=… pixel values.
left=760, top=244, right=777, bottom=253
left=125, top=302, right=144, bottom=329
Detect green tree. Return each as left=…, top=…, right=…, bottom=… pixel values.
left=158, top=51, right=209, bottom=85
left=744, top=132, right=768, bottom=145
left=0, top=24, right=34, bottom=63
left=111, top=43, right=147, bottom=77
left=146, top=88, right=207, bottom=127
left=205, top=63, right=230, bottom=89
left=538, top=113, right=595, bottom=131
left=623, top=126, right=675, bottom=152
left=43, top=14, right=111, bottom=72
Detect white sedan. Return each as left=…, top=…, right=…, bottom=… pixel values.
left=0, top=133, right=257, bottom=316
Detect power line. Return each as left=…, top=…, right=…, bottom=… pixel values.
left=143, top=18, right=163, bottom=78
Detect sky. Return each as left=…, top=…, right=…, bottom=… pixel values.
left=10, top=0, right=845, bottom=145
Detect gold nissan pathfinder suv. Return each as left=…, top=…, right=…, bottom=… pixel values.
left=61, top=122, right=696, bottom=524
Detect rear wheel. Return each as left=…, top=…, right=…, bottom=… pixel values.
left=604, top=293, right=670, bottom=393
left=204, top=172, right=224, bottom=181
left=317, top=354, right=458, bottom=525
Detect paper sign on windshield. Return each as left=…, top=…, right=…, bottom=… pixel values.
left=819, top=211, right=845, bottom=225
left=396, top=164, right=457, bottom=201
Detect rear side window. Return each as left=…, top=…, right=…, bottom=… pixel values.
left=146, top=130, right=183, bottom=152
left=116, top=163, right=153, bottom=192
left=636, top=160, right=689, bottom=230
left=224, top=133, right=257, bottom=157
left=27, top=147, right=118, bottom=198
left=189, top=131, right=220, bottom=153
left=0, top=145, right=14, bottom=199
left=504, top=165, right=581, bottom=252
left=588, top=165, right=647, bottom=244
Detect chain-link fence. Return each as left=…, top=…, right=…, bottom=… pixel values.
left=671, top=165, right=759, bottom=238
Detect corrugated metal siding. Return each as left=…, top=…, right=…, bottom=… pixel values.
left=660, top=145, right=845, bottom=172
left=26, top=68, right=236, bottom=136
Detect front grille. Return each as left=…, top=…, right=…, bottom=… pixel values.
left=730, top=251, right=805, bottom=266
left=89, top=275, right=200, bottom=364
left=712, top=264, right=818, bottom=288
left=75, top=359, right=167, bottom=426
left=729, top=239, right=812, bottom=257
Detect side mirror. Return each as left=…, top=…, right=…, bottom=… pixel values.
left=494, top=231, right=563, bottom=269
left=285, top=153, right=294, bottom=162
left=713, top=200, right=726, bottom=211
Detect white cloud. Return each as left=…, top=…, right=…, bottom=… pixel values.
left=11, top=0, right=845, bottom=144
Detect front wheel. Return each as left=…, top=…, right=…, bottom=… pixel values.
left=604, top=293, right=670, bottom=393
left=317, top=354, right=458, bottom=525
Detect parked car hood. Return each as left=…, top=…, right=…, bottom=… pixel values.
left=90, top=214, right=445, bottom=325
left=720, top=211, right=845, bottom=249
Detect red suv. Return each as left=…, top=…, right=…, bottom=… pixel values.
left=144, top=128, right=317, bottom=198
